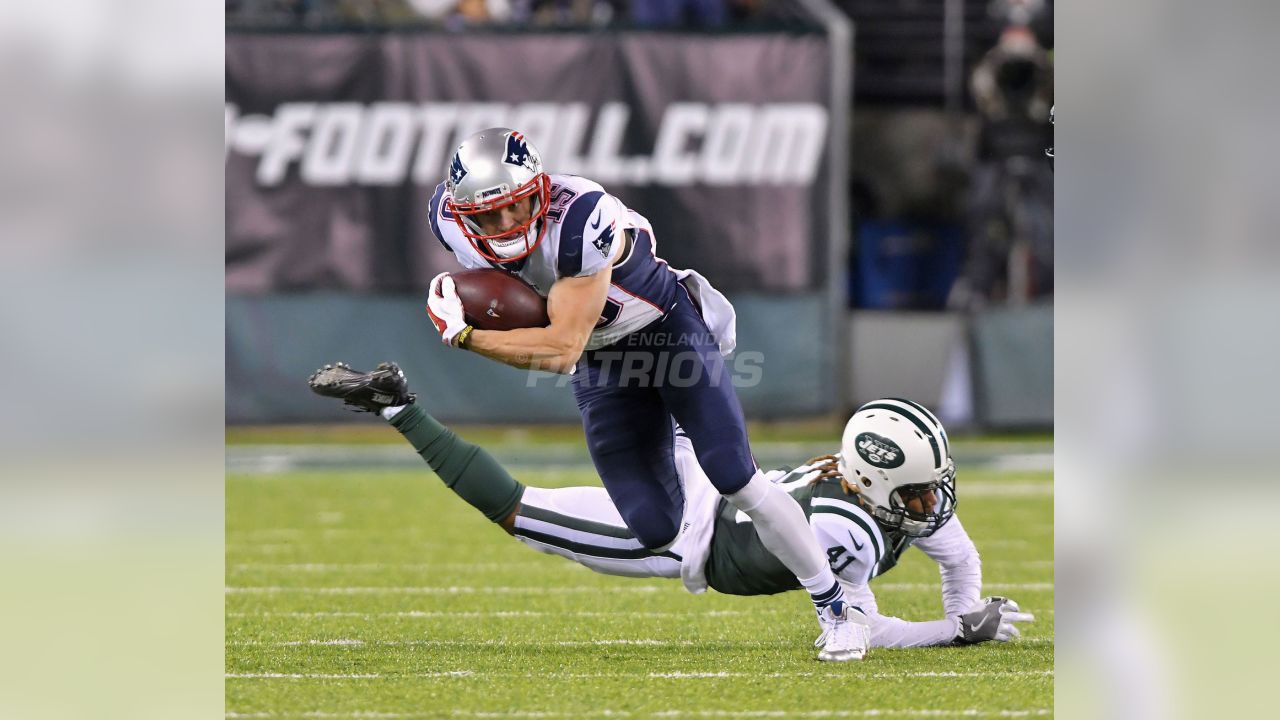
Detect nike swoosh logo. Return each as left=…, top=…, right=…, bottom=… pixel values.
left=589, top=209, right=602, bottom=230
left=967, top=615, right=993, bottom=636
left=847, top=531, right=864, bottom=552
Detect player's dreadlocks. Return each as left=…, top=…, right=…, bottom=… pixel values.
left=803, top=454, right=861, bottom=497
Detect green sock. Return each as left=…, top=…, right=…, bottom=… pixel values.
left=389, top=404, right=524, bottom=523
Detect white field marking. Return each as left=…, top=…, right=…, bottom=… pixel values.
left=871, top=583, right=1053, bottom=592
left=228, top=562, right=542, bottom=573
left=224, top=544, right=294, bottom=555
left=225, top=670, right=1052, bottom=681
left=227, top=707, right=1049, bottom=712
left=224, top=585, right=663, bottom=595
left=227, top=707, right=637, bottom=712
left=646, top=671, right=1053, bottom=680
left=956, top=481, right=1052, bottom=497
left=226, top=609, right=754, bottom=619
left=226, top=636, right=1053, bottom=648
left=230, top=561, right=1055, bottom=573
left=984, top=454, right=1054, bottom=474
left=225, top=672, right=473, bottom=679
left=229, top=639, right=696, bottom=648
left=225, top=583, right=1051, bottom=595
left=650, top=707, right=1049, bottom=712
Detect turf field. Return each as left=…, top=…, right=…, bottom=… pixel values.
left=226, top=432, right=1053, bottom=718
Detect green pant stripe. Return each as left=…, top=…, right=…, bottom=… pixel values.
left=517, top=527, right=681, bottom=562
left=519, top=505, right=640, bottom=541
left=811, top=506, right=883, bottom=564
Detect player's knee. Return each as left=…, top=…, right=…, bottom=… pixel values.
left=698, top=445, right=756, bottom=495
left=622, top=506, right=680, bottom=551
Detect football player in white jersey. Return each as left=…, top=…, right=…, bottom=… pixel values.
left=310, top=362, right=1035, bottom=653
left=423, top=128, right=865, bottom=660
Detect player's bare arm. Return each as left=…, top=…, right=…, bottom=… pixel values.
left=465, top=266, right=612, bottom=374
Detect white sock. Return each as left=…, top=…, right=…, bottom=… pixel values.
left=725, top=471, right=840, bottom=604
left=381, top=405, right=406, bottom=420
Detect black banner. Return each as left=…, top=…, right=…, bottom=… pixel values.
left=226, top=32, right=834, bottom=293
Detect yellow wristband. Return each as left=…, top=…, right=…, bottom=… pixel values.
left=455, top=325, right=474, bottom=349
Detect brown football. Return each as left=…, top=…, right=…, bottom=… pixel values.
left=449, top=269, right=549, bottom=331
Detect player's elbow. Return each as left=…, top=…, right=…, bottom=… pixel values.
left=538, top=353, right=580, bottom=375
left=529, top=343, right=581, bottom=375
left=545, top=328, right=588, bottom=373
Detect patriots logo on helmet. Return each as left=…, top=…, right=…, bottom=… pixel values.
left=504, top=131, right=535, bottom=171
left=449, top=152, right=468, bottom=186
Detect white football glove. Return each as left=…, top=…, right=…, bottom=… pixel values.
left=426, top=272, right=472, bottom=348
left=955, top=596, right=1035, bottom=645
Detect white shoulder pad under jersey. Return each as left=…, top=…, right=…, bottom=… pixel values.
left=427, top=174, right=626, bottom=294
left=808, top=493, right=890, bottom=588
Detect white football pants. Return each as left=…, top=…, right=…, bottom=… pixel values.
left=513, top=486, right=684, bottom=580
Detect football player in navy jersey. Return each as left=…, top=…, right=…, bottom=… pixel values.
left=309, top=363, right=1036, bottom=654
left=423, top=128, right=865, bottom=660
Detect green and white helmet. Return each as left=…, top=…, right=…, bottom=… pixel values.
left=837, top=398, right=957, bottom=538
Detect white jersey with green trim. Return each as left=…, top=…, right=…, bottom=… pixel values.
left=671, top=437, right=984, bottom=648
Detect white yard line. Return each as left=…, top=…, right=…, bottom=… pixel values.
left=225, top=585, right=662, bottom=594
left=650, top=707, right=1049, bottom=712
left=956, top=482, right=1052, bottom=497
left=229, top=560, right=1053, bottom=573
left=227, top=610, right=753, bottom=619
left=226, top=670, right=1052, bottom=681
left=229, top=562, right=542, bottom=572
left=224, top=583, right=1054, bottom=595
left=228, top=711, right=1052, bottom=719
left=870, top=583, right=1053, bottom=592
left=229, top=638, right=1053, bottom=648
left=229, top=639, right=694, bottom=647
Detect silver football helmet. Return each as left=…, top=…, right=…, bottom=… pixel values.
left=443, top=127, right=551, bottom=263
left=837, top=398, right=957, bottom=538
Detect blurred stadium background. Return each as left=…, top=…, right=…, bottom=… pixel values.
left=225, top=0, right=1054, bottom=432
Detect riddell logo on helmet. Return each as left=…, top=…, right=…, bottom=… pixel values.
left=854, top=432, right=905, bottom=469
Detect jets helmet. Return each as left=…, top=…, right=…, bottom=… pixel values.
left=837, top=398, right=957, bottom=538
left=444, top=127, right=551, bottom=263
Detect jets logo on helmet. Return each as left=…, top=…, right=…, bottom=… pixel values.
left=838, top=398, right=956, bottom=538
left=854, top=432, right=905, bottom=468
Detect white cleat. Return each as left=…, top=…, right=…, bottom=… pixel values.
left=814, top=602, right=871, bottom=662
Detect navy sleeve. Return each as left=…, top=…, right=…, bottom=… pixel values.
left=556, top=191, right=621, bottom=278
left=427, top=182, right=453, bottom=252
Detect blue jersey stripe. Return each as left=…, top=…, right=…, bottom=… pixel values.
left=427, top=182, right=451, bottom=252
left=557, top=190, right=603, bottom=277
left=611, top=229, right=678, bottom=311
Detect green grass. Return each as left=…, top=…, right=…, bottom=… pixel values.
left=227, top=452, right=1053, bottom=718
left=226, top=421, right=1053, bottom=448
